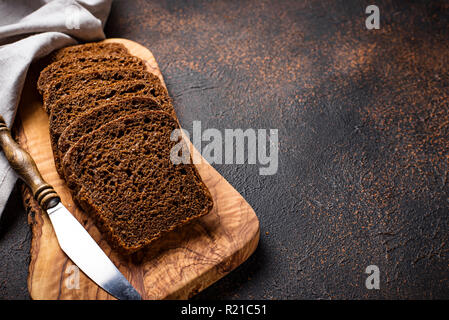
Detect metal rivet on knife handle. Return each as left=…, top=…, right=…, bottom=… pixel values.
left=0, top=115, right=60, bottom=210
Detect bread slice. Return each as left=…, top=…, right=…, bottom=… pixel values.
left=48, top=80, right=174, bottom=141
left=48, top=80, right=174, bottom=175
left=62, top=111, right=214, bottom=254
left=42, top=68, right=160, bottom=113
left=58, top=96, right=161, bottom=158
left=49, top=42, right=129, bottom=62
left=37, top=55, right=146, bottom=94
left=53, top=97, right=162, bottom=176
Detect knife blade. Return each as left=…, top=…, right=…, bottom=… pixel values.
left=0, top=116, right=141, bottom=300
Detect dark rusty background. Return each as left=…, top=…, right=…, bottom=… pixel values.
left=1, top=0, right=448, bottom=299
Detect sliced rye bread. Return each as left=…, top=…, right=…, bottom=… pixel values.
left=49, top=42, right=129, bottom=62
left=48, top=80, right=174, bottom=175
left=37, top=55, right=146, bottom=94
left=52, top=97, right=163, bottom=176
left=57, top=97, right=162, bottom=163
left=62, top=110, right=214, bottom=255
left=42, top=68, right=160, bottom=113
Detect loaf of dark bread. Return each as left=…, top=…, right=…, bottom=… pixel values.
left=62, top=111, right=214, bottom=254
left=42, top=69, right=160, bottom=113
left=53, top=97, right=162, bottom=176
left=37, top=55, right=146, bottom=94
left=49, top=42, right=129, bottom=62
left=48, top=80, right=174, bottom=175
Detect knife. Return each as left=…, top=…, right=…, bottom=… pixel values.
left=0, top=116, right=141, bottom=300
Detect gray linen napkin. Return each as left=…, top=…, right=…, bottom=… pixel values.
left=0, top=0, right=112, bottom=217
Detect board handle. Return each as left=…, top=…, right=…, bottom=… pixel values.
left=0, top=116, right=60, bottom=210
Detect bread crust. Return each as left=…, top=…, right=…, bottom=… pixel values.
left=38, top=54, right=146, bottom=94
left=48, top=80, right=174, bottom=175
left=43, top=68, right=159, bottom=113
left=49, top=42, right=129, bottom=62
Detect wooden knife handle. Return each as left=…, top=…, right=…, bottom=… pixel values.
left=0, top=116, right=60, bottom=210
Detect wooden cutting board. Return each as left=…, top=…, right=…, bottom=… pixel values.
left=15, top=38, right=259, bottom=300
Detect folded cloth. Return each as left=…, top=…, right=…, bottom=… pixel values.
left=0, top=0, right=112, bottom=217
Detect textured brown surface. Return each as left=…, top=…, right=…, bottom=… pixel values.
left=43, top=68, right=159, bottom=112
left=58, top=97, right=162, bottom=172
left=48, top=42, right=129, bottom=62
left=48, top=79, right=172, bottom=176
left=62, top=110, right=214, bottom=254
left=48, top=80, right=171, bottom=145
left=1, top=0, right=448, bottom=299
left=104, top=0, right=449, bottom=299
left=37, top=54, right=143, bottom=93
